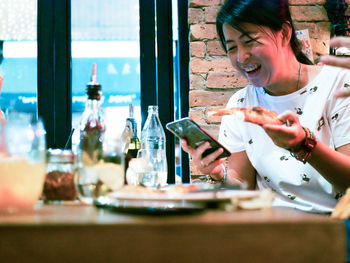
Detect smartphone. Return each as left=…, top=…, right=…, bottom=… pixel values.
left=166, top=117, right=231, bottom=159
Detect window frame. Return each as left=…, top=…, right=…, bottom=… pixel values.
left=37, top=0, right=189, bottom=183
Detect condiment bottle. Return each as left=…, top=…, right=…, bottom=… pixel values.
left=43, top=149, right=76, bottom=201
left=76, top=64, right=124, bottom=204
left=78, top=63, right=105, bottom=165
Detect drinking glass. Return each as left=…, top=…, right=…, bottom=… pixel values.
left=0, top=112, right=46, bottom=211
left=135, top=148, right=157, bottom=187
left=75, top=130, right=125, bottom=204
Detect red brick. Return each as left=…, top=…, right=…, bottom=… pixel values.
left=189, top=90, right=233, bottom=107
left=289, top=0, right=325, bottom=4
left=190, top=58, right=211, bottom=73
left=206, top=107, right=225, bottom=124
left=294, top=22, right=317, bottom=38
left=190, top=74, right=205, bottom=90
left=190, top=24, right=217, bottom=41
left=290, top=6, right=327, bottom=22
left=190, top=41, right=206, bottom=58
left=189, top=109, right=206, bottom=124
left=205, top=6, right=220, bottom=23
left=315, top=22, right=331, bottom=40
left=207, top=40, right=226, bottom=56
left=188, top=8, right=204, bottom=25
left=201, top=124, right=220, bottom=138
left=206, top=72, right=249, bottom=89
left=208, top=58, right=233, bottom=72
left=346, top=8, right=350, bottom=17
left=189, top=0, right=222, bottom=8
left=311, top=38, right=328, bottom=56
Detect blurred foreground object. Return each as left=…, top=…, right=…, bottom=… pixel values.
left=43, top=149, right=77, bottom=201
left=0, top=75, right=5, bottom=122
left=332, top=188, right=350, bottom=219
left=225, top=189, right=275, bottom=211
left=0, top=112, right=46, bottom=210
left=324, top=0, right=350, bottom=56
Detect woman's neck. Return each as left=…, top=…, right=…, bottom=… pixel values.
left=264, top=58, right=303, bottom=96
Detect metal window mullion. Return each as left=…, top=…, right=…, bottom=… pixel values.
left=53, top=0, right=72, bottom=148
left=177, top=0, right=190, bottom=183
left=38, top=0, right=71, bottom=149
left=38, top=0, right=55, bottom=147
left=156, top=0, right=175, bottom=184
left=139, top=0, right=157, bottom=128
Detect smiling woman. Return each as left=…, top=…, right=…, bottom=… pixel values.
left=182, top=0, right=350, bottom=214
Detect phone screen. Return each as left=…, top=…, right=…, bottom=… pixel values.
left=166, top=118, right=231, bottom=159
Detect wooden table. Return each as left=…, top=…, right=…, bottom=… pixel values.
left=0, top=203, right=345, bottom=263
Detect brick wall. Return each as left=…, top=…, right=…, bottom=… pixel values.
left=188, top=0, right=350, bottom=176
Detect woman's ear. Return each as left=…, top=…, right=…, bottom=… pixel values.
left=281, top=22, right=293, bottom=46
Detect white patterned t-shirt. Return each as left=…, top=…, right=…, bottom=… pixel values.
left=218, top=65, right=350, bottom=213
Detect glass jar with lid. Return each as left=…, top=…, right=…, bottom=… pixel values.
left=43, top=149, right=77, bottom=201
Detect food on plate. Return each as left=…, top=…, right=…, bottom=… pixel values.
left=211, top=106, right=283, bottom=126
left=118, top=184, right=201, bottom=194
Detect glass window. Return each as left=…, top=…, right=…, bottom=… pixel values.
left=0, top=0, right=37, bottom=116
left=71, top=0, right=141, bottom=150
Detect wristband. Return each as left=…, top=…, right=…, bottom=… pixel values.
left=289, top=127, right=317, bottom=164
left=220, top=164, right=227, bottom=184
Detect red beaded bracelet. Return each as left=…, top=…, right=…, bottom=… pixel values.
left=289, top=127, right=317, bottom=164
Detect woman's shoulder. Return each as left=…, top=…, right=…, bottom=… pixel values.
left=312, top=64, right=350, bottom=77
left=305, top=64, right=350, bottom=86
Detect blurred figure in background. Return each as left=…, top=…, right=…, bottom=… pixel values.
left=321, top=36, right=350, bottom=98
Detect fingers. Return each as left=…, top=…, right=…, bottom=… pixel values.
left=181, top=139, right=209, bottom=155
left=200, top=147, right=224, bottom=168
left=276, top=110, right=300, bottom=126
left=334, top=89, right=350, bottom=98
left=262, top=123, right=291, bottom=133
left=181, top=139, right=224, bottom=172
left=320, top=55, right=350, bottom=69
left=320, top=37, right=350, bottom=69
left=329, top=36, right=350, bottom=49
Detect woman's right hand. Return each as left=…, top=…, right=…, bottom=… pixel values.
left=181, top=139, right=225, bottom=180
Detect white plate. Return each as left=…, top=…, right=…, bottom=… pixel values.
left=107, top=189, right=261, bottom=202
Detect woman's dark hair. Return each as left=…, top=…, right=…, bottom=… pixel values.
left=216, top=0, right=313, bottom=65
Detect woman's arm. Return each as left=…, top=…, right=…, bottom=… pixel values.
left=263, top=110, right=350, bottom=192
left=308, top=142, right=350, bottom=192
left=181, top=139, right=256, bottom=189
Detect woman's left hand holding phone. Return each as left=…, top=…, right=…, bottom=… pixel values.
left=181, top=139, right=226, bottom=180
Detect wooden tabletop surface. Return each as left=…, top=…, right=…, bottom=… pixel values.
left=0, top=203, right=345, bottom=263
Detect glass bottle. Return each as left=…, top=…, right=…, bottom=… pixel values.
left=78, top=63, right=105, bottom=166
left=76, top=64, right=124, bottom=204
left=140, top=105, right=167, bottom=187
left=124, top=104, right=141, bottom=176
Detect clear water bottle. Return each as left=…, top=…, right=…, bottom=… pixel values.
left=140, top=105, right=167, bottom=187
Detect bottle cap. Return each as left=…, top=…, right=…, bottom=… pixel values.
left=86, top=63, right=102, bottom=100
